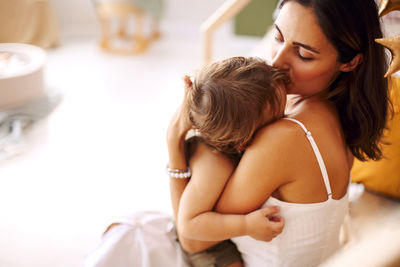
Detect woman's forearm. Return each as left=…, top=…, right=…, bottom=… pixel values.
left=167, top=134, right=190, bottom=220
left=166, top=100, right=191, bottom=218
left=176, top=133, right=286, bottom=243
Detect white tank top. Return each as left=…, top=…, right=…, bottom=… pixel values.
left=231, top=118, right=349, bottom=267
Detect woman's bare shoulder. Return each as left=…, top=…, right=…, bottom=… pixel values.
left=215, top=119, right=304, bottom=213
left=241, top=118, right=308, bottom=176
left=251, top=118, right=305, bottom=150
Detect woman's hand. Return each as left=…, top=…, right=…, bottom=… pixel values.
left=167, top=76, right=193, bottom=145
left=245, top=206, right=284, bottom=242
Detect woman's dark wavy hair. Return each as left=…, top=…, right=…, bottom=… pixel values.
left=280, top=0, right=391, bottom=161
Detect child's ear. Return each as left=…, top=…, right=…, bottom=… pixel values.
left=339, top=53, right=363, bottom=72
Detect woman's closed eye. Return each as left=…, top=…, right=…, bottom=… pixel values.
left=273, top=32, right=314, bottom=61
left=297, top=47, right=314, bottom=61
left=273, top=24, right=284, bottom=43
left=274, top=34, right=284, bottom=43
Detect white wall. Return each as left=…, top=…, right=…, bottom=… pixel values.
left=50, top=0, right=228, bottom=38
left=50, top=0, right=98, bottom=37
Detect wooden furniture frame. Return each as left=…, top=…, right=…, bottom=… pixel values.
left=94, top=1, right=160, bottom=54
left=200, top=0, right=250, bottom=65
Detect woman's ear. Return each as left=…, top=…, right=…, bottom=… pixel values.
left=339, top=53, right=364, bottom=72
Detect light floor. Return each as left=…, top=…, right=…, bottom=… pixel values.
left=0, top=25, right=260, bottom=267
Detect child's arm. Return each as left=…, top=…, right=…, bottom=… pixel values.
left=177, top=141, right=283, bottom=242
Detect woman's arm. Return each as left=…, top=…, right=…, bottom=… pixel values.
left=215, top=120, right=295, bottom=214
left=177, top=140, right=284, bottom=243
left=177, top=121, right=298, bottom=243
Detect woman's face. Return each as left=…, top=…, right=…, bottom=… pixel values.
left=269, top=1, right=344, bottom=96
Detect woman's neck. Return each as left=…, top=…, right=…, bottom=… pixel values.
left=285, top=94, right=336, bottom=118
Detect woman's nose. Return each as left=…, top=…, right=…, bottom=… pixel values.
left=271, top=46, right=289, bottom=71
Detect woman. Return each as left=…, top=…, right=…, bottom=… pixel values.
left=84, top=0, right=389, bottom=266
left=169, top=0, right=389, bottom=266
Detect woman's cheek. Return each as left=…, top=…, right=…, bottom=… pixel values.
left=292, top=61, right=316, bottom=80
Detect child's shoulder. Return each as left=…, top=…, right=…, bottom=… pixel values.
left=185, top=133, right=219, bottom=159
left=187, top=137, right=237, bottom=170
left=185, top=130, right=241, bottom=162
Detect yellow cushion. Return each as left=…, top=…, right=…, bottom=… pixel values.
left=351, top=76, right=400, bottom=199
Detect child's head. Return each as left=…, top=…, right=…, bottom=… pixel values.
left=185, top=56, right=289, bottom=156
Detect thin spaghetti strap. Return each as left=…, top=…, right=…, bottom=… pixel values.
left=283, top=118, right=333, bottom=199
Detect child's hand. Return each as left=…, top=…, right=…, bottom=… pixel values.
left=245, top=206, right=284, bottom=242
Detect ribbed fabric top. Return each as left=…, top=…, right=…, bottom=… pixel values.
left=232, top=118, right=349, bottom=267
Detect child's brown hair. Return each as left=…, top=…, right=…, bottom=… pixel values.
left=186, top=56, right=289, bottom=156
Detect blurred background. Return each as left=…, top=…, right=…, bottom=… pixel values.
left=0, top=0, right=276, bottom=266
left=0, top=0, right=399, bottom=267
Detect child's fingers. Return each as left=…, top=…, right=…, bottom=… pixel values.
left=183, top=75, right=192, bottom=88
left=269, top=215, right=282, bottom=222
left=271, top=218, right=284, bottom=234
left=182, top=75, right=193, bottom=104
left=259, top=206, right=280, bottom=217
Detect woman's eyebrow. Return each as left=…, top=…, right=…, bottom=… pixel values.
left=274, top=24, right=320, bottom=54
left=293, top=42, right=320, bottom=54
left=274, top=24, right=284, bottom=38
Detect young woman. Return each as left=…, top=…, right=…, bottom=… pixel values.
left=84, top=1, right=389, bottom=266
left=168, top=0, right=390, bottom=266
